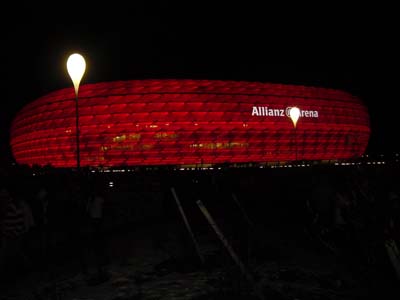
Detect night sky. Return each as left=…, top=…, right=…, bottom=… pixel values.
left=1, top=3, right=399, bottom=164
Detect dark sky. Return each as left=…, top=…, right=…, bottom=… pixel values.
left=1, top=3, right=399, bottom=164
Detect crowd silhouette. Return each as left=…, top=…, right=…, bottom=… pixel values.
left=0, top=162, right=399, bottom=296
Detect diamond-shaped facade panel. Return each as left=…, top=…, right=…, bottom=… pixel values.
left=10, top=79, right=370, bottom=167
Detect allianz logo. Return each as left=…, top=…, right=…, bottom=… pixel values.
left=251, top=106, right=319, bottom=118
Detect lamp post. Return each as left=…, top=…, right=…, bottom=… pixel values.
left=289, top=107, right=300, bottom=161
left=67, top=53, right=86, bottom=170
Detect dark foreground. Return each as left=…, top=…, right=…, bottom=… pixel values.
left=1, top=163, right=400, bottom=299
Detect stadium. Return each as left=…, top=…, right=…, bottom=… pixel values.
left=10, top=79, right=370, bottom=168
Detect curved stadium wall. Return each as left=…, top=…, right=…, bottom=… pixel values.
left=10, top=79, right=370, bottom=168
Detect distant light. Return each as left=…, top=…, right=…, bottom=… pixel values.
left=67, top=53, right=86, bottom=96
left=289, top=107, right=300, bottom=128
left=109, top=181, right=114, bottom=187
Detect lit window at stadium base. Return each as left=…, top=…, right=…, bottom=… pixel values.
left=10, top=79, right=370, bottom=168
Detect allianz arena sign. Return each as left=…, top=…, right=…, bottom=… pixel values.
left=251, top=106, right=319, bottom=118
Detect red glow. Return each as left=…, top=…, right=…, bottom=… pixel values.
left=10, top=79, right=370, bottom=167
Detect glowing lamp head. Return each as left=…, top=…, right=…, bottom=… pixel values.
left=289, top=107, right=300, bottom=128
left=67, top=53, right=86, bottom=96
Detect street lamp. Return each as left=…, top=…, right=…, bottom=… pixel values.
left=289, top=107, right=300, bottom=161
left=67, top=53, right=86, bottom=170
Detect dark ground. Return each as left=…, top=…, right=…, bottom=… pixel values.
left=1, top=164, right=400, bottom=299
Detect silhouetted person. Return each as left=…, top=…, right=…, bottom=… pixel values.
left=310, top=174, right=335, bottom=236
left=86, top=182, right=109, bottom=284
left=64, top=177, right=90, bottom=278
left=0, top=186, right=30, bottom=283
left=31, top=184, right=50, bottom=269
left=387, top=191, right=400, bottom=249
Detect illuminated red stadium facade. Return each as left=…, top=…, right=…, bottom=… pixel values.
left=10, top=79, right=370, bottom=168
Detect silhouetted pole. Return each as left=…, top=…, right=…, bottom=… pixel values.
left=171, top=187, right=204, bottom=265
left=74, top=92, right=80, bottom=169
left=231, top=192, right=254, bottom=262
left=67, top=53, right=86, bottom=170
left=232, top=192, right=254, bottom=229
left=196, top=199, right=265, bottom=300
